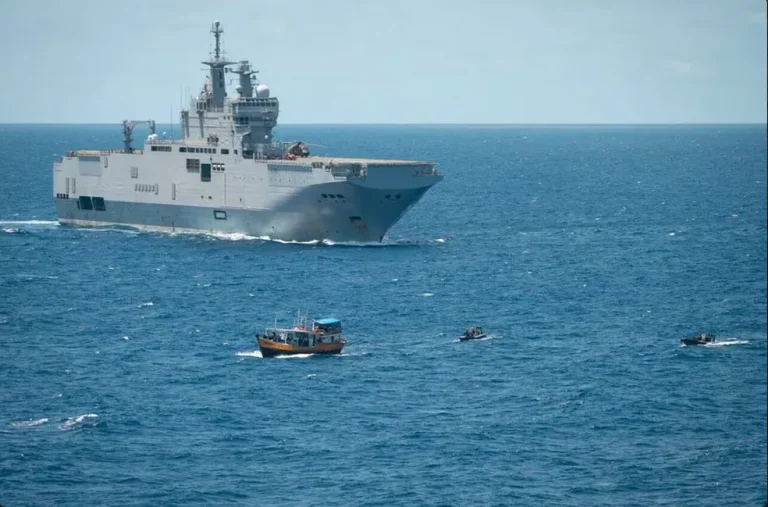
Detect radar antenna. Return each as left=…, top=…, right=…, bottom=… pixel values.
left=122, top=120, right=156, bottom=153
left=227, top=60, right=259, bottom=98
left=211, top=21, right=224, bottom=61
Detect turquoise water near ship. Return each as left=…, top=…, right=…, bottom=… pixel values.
left=1, top=124, right=766, bottom=506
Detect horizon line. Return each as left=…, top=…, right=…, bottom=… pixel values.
left=1, top=121, right=766, bottom=127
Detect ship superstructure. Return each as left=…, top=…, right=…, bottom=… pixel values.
left=52, top=21, right=442, bottom=242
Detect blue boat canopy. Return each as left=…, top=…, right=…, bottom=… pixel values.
left=315, top=318, right=341, bottom=326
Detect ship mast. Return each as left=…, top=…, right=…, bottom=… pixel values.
left=212, top=20, right=223, bottom=61
left=201, top=21, right=235, bottom=109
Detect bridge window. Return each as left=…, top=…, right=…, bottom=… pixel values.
left=180, top=147, right=187, bottom=153
left=186, top=159, right=200, bottom=172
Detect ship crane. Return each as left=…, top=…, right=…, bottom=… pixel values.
left=122, top=120, right=156, bottom=153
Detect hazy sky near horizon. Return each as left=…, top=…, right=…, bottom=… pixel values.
left=1, top=0, right=766, bottom=124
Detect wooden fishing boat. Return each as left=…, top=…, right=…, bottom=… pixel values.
left=256, top=315, right=347, bottom=357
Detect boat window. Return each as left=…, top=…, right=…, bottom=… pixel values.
left=221, top=149, right=229, bottom=155
left=92, top=196, right=106, bottom=211
left=79, top=195, right=93, bottom=211
left=180, top=147, right=187, bottom=152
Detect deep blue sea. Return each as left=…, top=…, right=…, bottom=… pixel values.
left=0, top=124, right=766, bottom=506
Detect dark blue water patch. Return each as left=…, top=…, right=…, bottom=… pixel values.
left=0, top=124, right=766, bottom=506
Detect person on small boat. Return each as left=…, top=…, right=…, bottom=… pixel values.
left=681, top=333, right=716, bottom=345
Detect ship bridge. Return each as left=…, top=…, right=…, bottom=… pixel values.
left=181, top=21, right=280, bottom=154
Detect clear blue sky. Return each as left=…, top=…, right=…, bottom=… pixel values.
left=1, top=0, right=765, bottom=124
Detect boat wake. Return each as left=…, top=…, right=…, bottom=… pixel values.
left=236, top=350, right=263, bottom=358
left=58, top=413, right=99, bottom=431
left=236, top=350, right=349, bottom=359
left=0, top=219, right=59, bottom=234
left=45, top=222, right=439, bottom=248
left=701, top=339, right=749, bottom=347
left=455, top=334, right=499, bottom=343
left=11, top=418, right=49, bottom=428
left=680, top=339, right=749, bottom=348
left=0, top=219, right=59, bottom=226
left=183, top=230, right=441, bottom=248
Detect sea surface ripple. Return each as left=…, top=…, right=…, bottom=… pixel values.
left=0, top=124, right=765, bottom=506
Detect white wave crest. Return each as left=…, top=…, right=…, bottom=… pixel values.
left=59, top=413, right=99, bottom=431
left=211, top=232, right=261, bottom=241
left=12, top=418, right=49, bottom=428
left=703, top=339, right=749, bottom=347
left=456, top=334, right=498, bottom=342
left=236, top=350, right=263, bottom=358
left=0, top=220, right=59, bottom=226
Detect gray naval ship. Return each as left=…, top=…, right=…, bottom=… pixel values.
left=53, top=21, right=442, bottom=243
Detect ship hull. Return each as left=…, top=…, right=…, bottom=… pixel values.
left=257, top=338, right=346, bottom=357
left=54, top=183, right=432, bottom=243
left=53, top=150, right=442, bottom=243
left=459, top=334, right=487, bottom=341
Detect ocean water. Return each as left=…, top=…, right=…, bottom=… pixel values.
left=0, top=124, right=765, bottom=506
